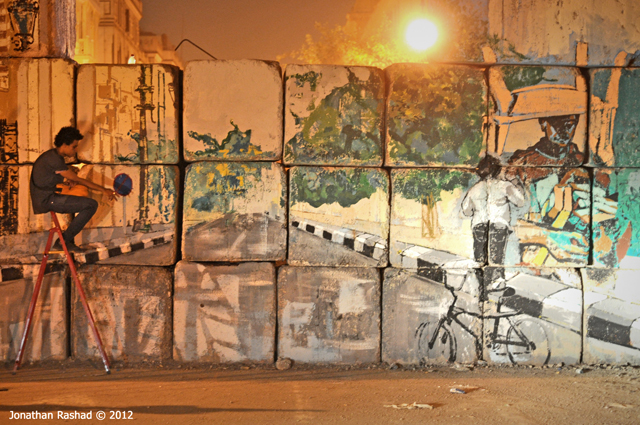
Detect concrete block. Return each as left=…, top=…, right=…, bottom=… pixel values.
left=592, top=169, right=640, bottom=268
left=183, top=162, right=286, bottom=262
left=184, top=60, right=283, bottom=162
left=385, top=63, right=487, bottom=167
left=76, top=64, right=180, bottom=164
left=173, top=261, right=275, bottom=363
left=278, top=266, right=380, bottom=364
left=590, top=69, right=640, bottom=167
left=0, top=264, right=68, bottom=363
left=488, top=0, right=640, bottom=66
left=390, top=168, right=479, bottom=265
left=68, top=165, right=179, bottom=266
left=382, top=268, right=482, bottom=365
left=72, top=265, right=172, bottom=362
left=284, top=64, right=384, bottom=166
left=582, top=268, right=640, bottom=365
left=0, top=0, right=75, bottom=59
left=486, top=66, right=587, bottom=167
left=498, top=166, right=590, bottom=267
left=0, top=59, right=75, bottom=164
left=289, top=167, right=389, bottom=267
left=483, top=267, right=582, bottom=366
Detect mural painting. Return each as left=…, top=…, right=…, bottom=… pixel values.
left=383, top=268, right=481, bottom=365
left=183, top=162, right=286, bottom=262
left=592, top=169, right=640, bottom=269
left=0, top=263, right=68, bottom=363
left=184, top=60, right=282, bottom=162
left=483, top=267, right=582, bottom=366
left=72, top=265, right=172, bottom=362
left=284, top=64, right=384, bottom=166
left=590, top=65, right=640, bottom=167
left=278, top=266, right=380, bottom=364
left=0, top=59, right=74, bottom=164
left=582, top=268, right=640, bottom=365
left=72, top=164, right=178, bottom=266
left=174, top=261, right=275, bottom=363
left=385, top=63, right=486, bottom=167
left=289, top=166, right=389, bottom=267
left=487, top=0, right=640, bottom=66
left=486, top=66, right=587, bottom=167
left=390, top=168, right=479, bottom=268
left=499, top=166, right=591, bottom=270
left=76, top=64, right=179, bottom=164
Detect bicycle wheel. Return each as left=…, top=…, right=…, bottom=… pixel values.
left=416, top=320, right=457, bottom=364
left=506, top=318, right=551, bottom=365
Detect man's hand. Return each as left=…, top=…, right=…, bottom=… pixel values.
left=102, top=187, right=118, bottom=201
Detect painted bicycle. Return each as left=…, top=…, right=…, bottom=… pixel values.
left=415, top=281, right=551, bottom=365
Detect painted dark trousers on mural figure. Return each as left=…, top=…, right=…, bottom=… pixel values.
left=472, top=222, right=510, bottom=282
left=47, top=194, right=98, bottom=243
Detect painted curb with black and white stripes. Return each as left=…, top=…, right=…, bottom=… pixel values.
left=290, top=218, right=387, bottom=262
left=586, top=294, right=640, bottom=351
left=76, top=230, right=175, bottom=264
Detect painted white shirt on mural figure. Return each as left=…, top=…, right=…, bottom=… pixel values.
left=462, top=178, right=525, bottom=228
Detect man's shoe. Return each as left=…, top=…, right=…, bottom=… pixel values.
left=51, top=239, right=85, bottom=254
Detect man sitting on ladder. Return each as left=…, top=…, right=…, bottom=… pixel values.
left=30, top=126, right=118, bottom=253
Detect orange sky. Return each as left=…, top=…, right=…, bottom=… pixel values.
left=140, top=0, right=356, bottom=63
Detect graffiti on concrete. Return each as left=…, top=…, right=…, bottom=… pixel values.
left=289, top=167, right=389, bottom=267
left=184, top=60, right=282, bottom=161
left=77, top=64, right=179, bottom=164
left=487, top=65, right=587, bottom=167
left=73, top=266, right=172, bottom=362
left=386, top=63, right=486, bottom=167
left=279, top=266, right=380, bottom=363
left=582, top=268, right=640, bottom=364
left=0, top=264, right=68, bottom=362
left=183, top=162, right=286, bottom=262
left=285, top=65, right=384, bottom=166
left=590, top=64, right=640, bottom=167
left=174, top=261, right=275, bottom=362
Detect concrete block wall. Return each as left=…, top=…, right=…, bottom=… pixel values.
left=2, top=55, right=640, bottom=367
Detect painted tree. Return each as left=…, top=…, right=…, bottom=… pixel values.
left=286, top=69, right=383, bottom=164
left=187, top=121, right=269, bottom=159
left=186, top=162, right=269, bottom=218
left=291, top=167, right=387, bottom=209
left=394, top=169, right=474, bottom=238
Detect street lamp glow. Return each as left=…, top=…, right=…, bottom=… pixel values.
left=405, top=19, right=438, bottom=51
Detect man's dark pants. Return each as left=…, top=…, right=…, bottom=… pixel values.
left=48, top=195, right=98, bottom=243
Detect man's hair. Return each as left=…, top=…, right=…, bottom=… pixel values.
left=476, top=154, right=501, bottom=179
left=54, top=126, right=83, bottom=147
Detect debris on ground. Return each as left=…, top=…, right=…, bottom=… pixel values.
left=275, top=358, right=293, bottom=371
left=384, top=402, right=434, bottom=410
left=450, top=388, right=466, bottom=394
left=389, top=363, right=400, bottom=370
left=451, top=363, right=474, bottom=372
left=605, top=403, right=634, bottom=409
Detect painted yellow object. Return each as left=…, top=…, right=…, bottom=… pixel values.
left=533, top=247, right=549, bottom=266
left=552, top=210, right=571, bottom=229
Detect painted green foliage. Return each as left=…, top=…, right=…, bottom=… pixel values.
left=500, top=66, right=553, bottom=92
left=394, top=169, right=474, bottom=205
left=187, top=121, right=272, bottom=160
left=593, top=69, right=640, bottom=167
left=185, top=162, right=270, bottom=216
left=116, top=133, right=178, bottom=163
left=387, top=65, right=485, bottom=166
left=286, top=69, right=383, bottom=164
left=291, top=167, right=387, bottom=209
left=594, top=169, right=640, bottom=267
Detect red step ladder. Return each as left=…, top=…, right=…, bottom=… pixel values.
left=13, top=212, right=111, bottom=374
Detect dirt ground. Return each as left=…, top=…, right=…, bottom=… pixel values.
left=1, top=362, right=639, bottom=424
